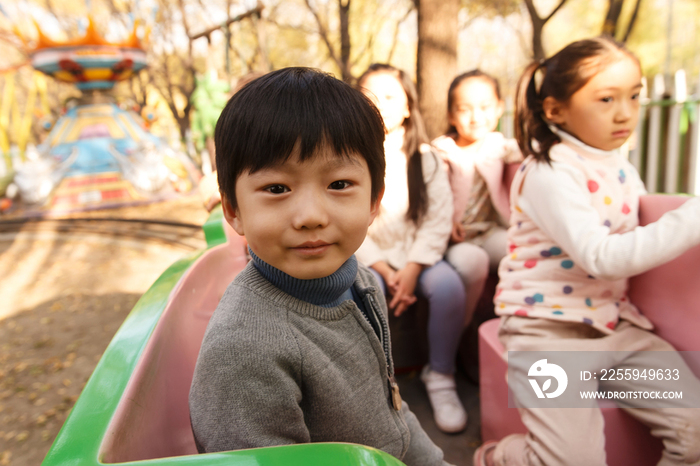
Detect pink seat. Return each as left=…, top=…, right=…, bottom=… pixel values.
left=100, top=224, right=248, bottom=462
left=479, top=194, right=700, bottom=466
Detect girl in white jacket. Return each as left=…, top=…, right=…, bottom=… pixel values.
left=357, top=64, right=468, bottom=434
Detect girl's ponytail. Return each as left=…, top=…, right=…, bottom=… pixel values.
left=514, top=61, right=559, bottom=164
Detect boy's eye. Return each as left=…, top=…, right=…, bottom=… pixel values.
left=329, top=180, right=351, bottom=190
left=631, top=93, right=640, bottom=100
left=265, top=184, right=290, bottom=194
left=601, top=96, right=613, bottom=103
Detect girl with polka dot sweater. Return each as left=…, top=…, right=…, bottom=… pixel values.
left=474, top=37, right=700, bottom=466
left=496, top=126, right=654, bottom=334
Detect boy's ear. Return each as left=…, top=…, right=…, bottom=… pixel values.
left=543, top=96, right=567, bottom=124
left=221, top=192, right=245, bottom=236
left=368, top=187, right=384, bottom=226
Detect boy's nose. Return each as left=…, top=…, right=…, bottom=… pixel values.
left=291, top=192, right=329, bottom=230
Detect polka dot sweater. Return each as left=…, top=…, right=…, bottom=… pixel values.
left=495, top=129, right=700, bottom=334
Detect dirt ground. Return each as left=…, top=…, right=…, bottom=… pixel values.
left=0, top=194, right=209, bottom=466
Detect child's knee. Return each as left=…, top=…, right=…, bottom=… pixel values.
left=446, top=243, right=489, bottom=284
left=423, top=263, right=465, bottom=298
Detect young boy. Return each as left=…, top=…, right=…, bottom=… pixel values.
left=189, top=67, right=451, bottom=466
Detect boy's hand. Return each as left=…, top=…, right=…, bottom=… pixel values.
left=388, top=263, right=423, bottom=317
left=450, top=222, right=466, bottom=243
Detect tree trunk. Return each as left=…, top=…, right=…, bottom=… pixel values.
left=622, top=0, right=642, bottom=42
left=415, top=0, right=459, bottom=139
left=523, top=0, right=568, bottom=61
left=602, top=0, right=624, bottom=38
left=339, top=0, right=352, bottom=82
left=531, top=16, right=545, bottom=61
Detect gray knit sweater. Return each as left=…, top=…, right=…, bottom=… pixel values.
left=189, top=260, right=449, bottom=465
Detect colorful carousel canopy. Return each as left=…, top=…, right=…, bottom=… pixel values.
left=23, top=18, right=148, bottom=91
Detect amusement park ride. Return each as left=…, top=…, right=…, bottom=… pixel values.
left=21, top=10, right=405, bottom=466
left=6, top=18, right=198, bottom=215
left=19, top=8, right=699, bottom=466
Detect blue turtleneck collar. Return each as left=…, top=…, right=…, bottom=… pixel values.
left=249, top=248, right=357, bottom=308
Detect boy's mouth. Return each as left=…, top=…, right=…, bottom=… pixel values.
left=291, top=241, right=332, bottom=255
left=612, top=129, right=630, bottom=138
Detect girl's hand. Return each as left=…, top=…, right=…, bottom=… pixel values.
left=371, top=261, right=396, bottom=287
left=388, top=263, right=424, bottom=317
left=451, top=222, right=466, bottom=243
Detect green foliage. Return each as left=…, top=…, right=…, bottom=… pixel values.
left=190, top=71, right=230, bottom=151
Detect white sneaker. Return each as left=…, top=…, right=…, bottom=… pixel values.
left=420, top=365, right=467, bottom=433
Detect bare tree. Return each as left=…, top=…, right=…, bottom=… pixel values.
left=602, top=0, right=642, bottom=42
left=523, top=0, right=568, bottom=60
left=141, top=0, right=263, bottom=140
left=303, top=0, right=353, bottom=82
left=415, top=0, right=459, bottom=139
left=386, top=5, right=415, bottom=63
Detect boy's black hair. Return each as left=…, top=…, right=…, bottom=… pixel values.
left=215, top=67, right=386, bottom=209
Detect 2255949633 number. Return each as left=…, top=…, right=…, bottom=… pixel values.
left=599, top=368, right=680, bottom=381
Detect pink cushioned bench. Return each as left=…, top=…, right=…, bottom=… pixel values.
left=479, top=195, right=700, bottom=466
left=100, top=224, right=248, bottom=462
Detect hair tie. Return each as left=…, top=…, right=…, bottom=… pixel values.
left=538, top=58, right=547, bottom=68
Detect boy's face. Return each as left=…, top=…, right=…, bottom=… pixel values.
left=222, top=146, right=382, bottom=280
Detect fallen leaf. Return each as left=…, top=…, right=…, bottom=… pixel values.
left=50, top=302, right=64, bottom=312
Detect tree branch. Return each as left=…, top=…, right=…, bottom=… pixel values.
left=190, top=1, right=264, bottom=41
left=622, top=0, right=642, bottom=42
left=387, top=4, right=415, bottom=63
left=303, top=0, right=341, bottom=68
left=544, top=0, right=569, bottom=23
left=523, top=0, right=541, bottom=22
